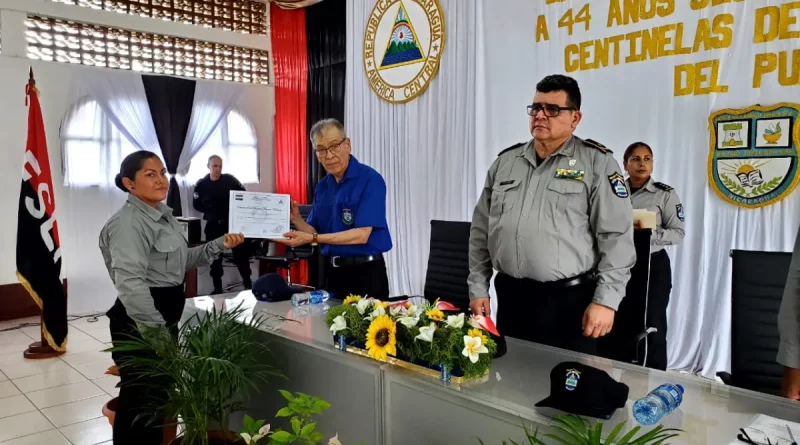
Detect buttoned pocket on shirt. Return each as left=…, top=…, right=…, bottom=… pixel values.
left=153, top=232, right=183, bottom=277
left=490, top=180, right=521, bottom=216
left=546, top=180, right=585, bottom=218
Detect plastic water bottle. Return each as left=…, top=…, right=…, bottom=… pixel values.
left=632, top=384, right=684, bottom=425
left=290, top=290, right=332, bottom=307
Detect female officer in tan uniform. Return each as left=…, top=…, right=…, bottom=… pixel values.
left=100, top=150, right=244, bottom=444
left=623, top=142, right=685, bottom=371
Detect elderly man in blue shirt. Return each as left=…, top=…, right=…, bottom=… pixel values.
left=274, top=118, right=393, bottom=300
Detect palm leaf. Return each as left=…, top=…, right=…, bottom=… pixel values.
left=603, top=421, right=626, bottom=444
left=617, top=425, right=642, bottom=444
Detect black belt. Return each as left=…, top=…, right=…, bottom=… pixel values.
left=500, top=272, right=596, bottom=291
left=330, top=254, right=383, bottom=268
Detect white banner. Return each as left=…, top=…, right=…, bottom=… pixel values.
left=347, top=0, right=800, bottom=376
left=477, top=0, right=800, bottom=375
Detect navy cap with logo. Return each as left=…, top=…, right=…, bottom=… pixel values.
left=535, top=362, right=629, bottom=420
left=251, top=273, right=302, bottom=302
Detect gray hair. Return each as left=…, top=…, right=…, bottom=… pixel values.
left=309, top=118, right=346, bottom=143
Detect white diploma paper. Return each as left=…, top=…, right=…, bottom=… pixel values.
left=228, top=191, right=290, bottom=239
left=633, top=209, right=657, bottom=229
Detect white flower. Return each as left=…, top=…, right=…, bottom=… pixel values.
left=416, top=323, right=436, bottom=342
left=328, top=433, right=342, bottom=445
left=407, top=304, right=418, bottom=317
left=355, top=298, right=371, bottom=315
left=366, top=305, right=386, bottom=320
left=329, top=315, right=347, bottom=334
left=240, top=424, right=270, bottom=444
left=398, top=316, right=419, bottom=328
left=390, top=304, right=405, bottom=316
left=462, top=335, right=489, bottom=364
left=445, top=312, right=465, bottom=329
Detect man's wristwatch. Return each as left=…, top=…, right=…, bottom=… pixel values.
left=312, top=233, right=318, bottom=246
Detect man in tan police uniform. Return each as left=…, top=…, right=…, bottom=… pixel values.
left=468, top=74, right=636, bottom=355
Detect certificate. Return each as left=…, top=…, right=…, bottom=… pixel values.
left=228, top=191, right=290, bottom=239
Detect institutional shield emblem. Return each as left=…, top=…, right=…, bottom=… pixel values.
left=708, top=103, right=800, bottom=208
left=342, top=208, right=354, bottom=225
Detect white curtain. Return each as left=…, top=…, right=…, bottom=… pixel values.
left=178, top=81, right=245, bottom=218
left=345, top=0, right=479, bottom=297
left=78, top=69, right=161, bottom=156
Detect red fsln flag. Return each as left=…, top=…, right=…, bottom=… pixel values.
left=16, top=74, right=68, bottom=351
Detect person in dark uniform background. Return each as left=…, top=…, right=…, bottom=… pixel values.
left=100, top=150, right=244, bottom=444
left=193, top=155, right=252, bottom=293
left=273, top=118, right=393, bottom=300
left=623, top=142, right=685, bottom=370
left=469, top=75, right=635, bottom=355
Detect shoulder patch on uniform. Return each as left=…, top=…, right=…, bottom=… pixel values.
left=497, top=142, right=526, bottom=157
left=584, top=138, right=612, bottom=154
left=676, top=204, right=685, bottom=221
left=654, top=182, right=673, bottom=192
left=608, top=172, right=629, bottom=198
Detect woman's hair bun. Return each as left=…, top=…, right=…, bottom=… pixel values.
left=114, top=173, right=129, bottom=193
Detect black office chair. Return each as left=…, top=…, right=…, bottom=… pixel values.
left=716, top=250, right=791, bottom=396
left=253, top=204, right=315, bottom=288
left=422, top=220, right=472, bottom=311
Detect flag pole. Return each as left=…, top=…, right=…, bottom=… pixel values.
left=22, top=67, right=65, bottom=359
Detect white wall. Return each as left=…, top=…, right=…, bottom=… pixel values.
left=0, top=0, right=275, bottom=315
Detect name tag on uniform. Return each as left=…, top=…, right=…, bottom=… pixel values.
left=555, top=169, right=584, bottom=181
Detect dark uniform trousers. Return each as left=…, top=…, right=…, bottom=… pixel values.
left=107, top=285, right=185, bottom=445
left=495, top=273, right=597, bottom=355
left=644, top=250, right=672, bottom=371
left=324, top=256, right=390, bottom=301
left=205, top=219, right=252, bottom=289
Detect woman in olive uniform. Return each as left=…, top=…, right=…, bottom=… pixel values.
left=623, top=142, right=685, bottom=371
left=100, top=151, right=244, bottom=445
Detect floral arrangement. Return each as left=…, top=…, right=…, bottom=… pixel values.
left=325, top=296, right=499, bottom=379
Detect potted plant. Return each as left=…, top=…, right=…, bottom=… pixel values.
left=108, top=305, right=282, bottom=445
left=237, top=391, right=364, bottom=445
left=479, top=414, right=682, bottom=444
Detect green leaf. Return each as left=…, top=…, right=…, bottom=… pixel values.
left=300, top=422, right=316, bottom=437
left=310, top=431, right=324, bottom=443
left=291, top=417, right=302, bottom=435
left=269, top=431, right=294, bottom=443
left=603, top=421, right=626, bottom=444
left=279, top=390, right=295, bottom=403
left=276, top=407, right=293, bottom=418
left=617, top=426, right=642, bottom=445
left=243, top=414, right=254, bottom=430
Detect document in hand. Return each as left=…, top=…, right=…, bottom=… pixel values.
left=228, top=191, right=291, bottom=239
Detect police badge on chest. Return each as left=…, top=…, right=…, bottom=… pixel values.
left=342, top=208, right=354, bottom=226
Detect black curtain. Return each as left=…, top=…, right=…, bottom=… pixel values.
left=142, top=75, right=196, bottom=216
left=305, top=0, right=346, bottom=288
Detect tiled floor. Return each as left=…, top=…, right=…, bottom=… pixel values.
left=0, top=316, right=116, bottom=445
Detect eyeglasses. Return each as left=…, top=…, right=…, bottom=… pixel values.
left=737, top=427, right=795, bottom=445
left=527, top=103, right=575, bottom=117
left=314, top=138, right=347, bottom=158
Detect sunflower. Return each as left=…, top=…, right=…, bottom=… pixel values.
left=468, top=328, right=488, bottom=345
left=374, top=301, right=390, bottom=310
left=343, top=295, right=362, bottom=305
left=426, top=308, right=445, bottom=322
left=365, top=315, right=397, bottom=361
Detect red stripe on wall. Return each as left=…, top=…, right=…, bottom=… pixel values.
left=271, top=3, right=309, bottom=285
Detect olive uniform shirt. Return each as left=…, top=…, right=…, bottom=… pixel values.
left=99, top=194, right=225, bottom=327
left=468, top=136, right=636, bottom=311
left=628, top=178, right=685, bottom=253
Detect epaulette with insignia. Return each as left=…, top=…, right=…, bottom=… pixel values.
left=654, top=182, right=673, bottom=192
left=497, top=142, right=526, bottom=157
left=583, top=138, right=612, bottom=154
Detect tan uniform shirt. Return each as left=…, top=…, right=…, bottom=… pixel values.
left=628, top=178, right=685, bottom=253
left=99, top=194, right=225, bottom=327
left=468, top=136, right=635, bottom=310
